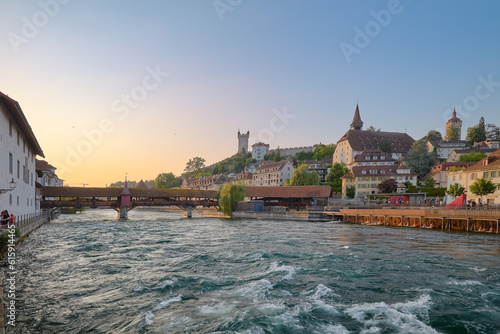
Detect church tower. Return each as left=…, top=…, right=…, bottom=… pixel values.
left=237, top=130, right=250, bottom=154
left=350, top=104, right=363, bottom=130
left=446, top=108, right=462, bottom=140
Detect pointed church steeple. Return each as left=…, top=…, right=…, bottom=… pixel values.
left=350, top=104, right=363, bottom=130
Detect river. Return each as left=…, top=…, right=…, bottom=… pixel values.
left=2, top=209, right=500, bottom=333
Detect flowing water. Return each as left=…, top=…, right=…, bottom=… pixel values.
left=2, top=209, right=500, bottom=333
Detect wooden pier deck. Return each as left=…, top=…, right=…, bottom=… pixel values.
left=336, top=208, right=500, bottom=234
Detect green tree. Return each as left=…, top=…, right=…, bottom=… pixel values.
left=425, top=130, right=443, bottom=142
left=327, top=162, right=349, bottom=187
left=423, top=177, right=436, bottom=188
left=367, top=125, right=380, bottom=131
left=458, top=151, right=487, bottom=162
left=346, top=185, right=355, bottom=198
left=219, top=183, right=245, bottom=216
left=378, top=140, right=392, bottom=154
left=486, top=123, right=500, bottom=141
left=469, top=177, right=497, bottom=202
left=185, top=157, right=206, bottom=173
left=446, top=125, right=459, bottom=141
left=286, top=164, right=319, bottom=186
left=295, top=151, right=315, bottom=161
left=274, top=148, right=282, bottom=162
left=312, top=144, right=335, bottom=160
left=155, top=173, right=182, bottom=189
left=466, top=117, right=487, bottom=145
left=405, top=140, right=436, bottom=177
left=377, top=179, right=398, bottom=193
left=446, top=183, right=466, bottom=197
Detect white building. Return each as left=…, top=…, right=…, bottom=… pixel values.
left=251, top=142, right=269, bottom=161
left=0, top=91, right=44, bottom=217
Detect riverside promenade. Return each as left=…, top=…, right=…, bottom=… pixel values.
left=336, top=207, right=500, bottom=234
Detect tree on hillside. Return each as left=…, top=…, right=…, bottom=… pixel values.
left=185, top=157, right=206, bottom=173
left=423, top=177, right=437, bottom=188
left=378, top=140, right=392, bottom=154
left=486, top=123, right=500, bottom=141
left=285, top=164, right=319, bottom=186
left=446, top=183, right=466, bottom=198
left=405, top=139, right=436, bottom=177
left=219, top=183, right=245, bottom=217
left=327, top=162, right=349, bottom=186
left=469, top=177, right=497, bottom=203
left=155, top=173, right=182, bottom=189
left=295, top=151, right=315, bottom=161
left=274, top=147, right=282, bottom=162
left=377, top=179, right=398, bottom=193
left=466, top=117, right=487, bottom=145
left=446, top=125, right=460, bottom=141
left=312, top=144, right=335, bottom=161
left=425, top=130, right=443, bottom=142
left=458, top=151, right=487, bottom=162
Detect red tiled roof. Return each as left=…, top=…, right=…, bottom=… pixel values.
left=338, top=130, right=414, bottom=153
left=41, top=187, right=218, bottom=199
left=255, top=159, right=293, bottom=173
left=245, top=186, right=331, bottom=199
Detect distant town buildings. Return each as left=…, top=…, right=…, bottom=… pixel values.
left=181, top=174, right=228, bottom=191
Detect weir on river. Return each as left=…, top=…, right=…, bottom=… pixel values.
left=335, top=207, right=500, bottom=233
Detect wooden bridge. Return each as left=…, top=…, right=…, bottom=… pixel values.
left=40, top=186, right=219, bottom=218
left=336, top=208, right=500, bottom=234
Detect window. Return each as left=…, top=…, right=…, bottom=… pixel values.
left=17, top=132, right=20, bottom=145
left=471, top=173, right=476, bottom=180
left=381, top=156, right=385, bottom=160
left=27, top=198, right=29, bottom=206
left=381, top=170, right=385, bottom=174
left=17, top=160, right=20, bottom=178
left=9, top=153, right=13, bottom=174
left=362, top=170, right=367, bottom=174
left=9, top=118, right=12, bottom=136
left=491, top=171, right=497, bottom=178
left=17, top=196, right=19, bottom=206
left=484, top=172, right=489, bottom=178
left=9, top=194, right=12, bottom=205
left=373, top=156, right=378, bottom=160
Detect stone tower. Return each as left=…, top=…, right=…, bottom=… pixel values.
left=237, top=130, right=250, bottom=154
left=446, top=108, right=462, bottom=140
left=350, top=104, right=363, bottom=130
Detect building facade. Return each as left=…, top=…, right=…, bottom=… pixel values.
left=333, top=105, right=414, bottom=166
left=424, top=162, right=476, bottom=188
left=446, top=149, right=500, bottom=205
left=252, top=159, right=294, bottom=187
left=251, top=142, right=269, bottom=161
left=0, top=91, right=44, bottom=216
left=341, top=164, right=418, bottom=199
left=427, top=140, right=469, bottom=159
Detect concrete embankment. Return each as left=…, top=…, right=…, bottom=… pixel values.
left=194, top=208, right=332, bottom=222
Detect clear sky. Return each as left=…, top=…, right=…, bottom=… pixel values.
left=1, top=0, right=499, bottom=186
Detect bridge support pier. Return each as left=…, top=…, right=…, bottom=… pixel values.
left=184, top=207, right=193, bottom=218
left=119, top=206, right=128, bottom=219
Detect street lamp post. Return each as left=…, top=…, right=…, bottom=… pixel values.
left=0, top=178, right=16, bottom=194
